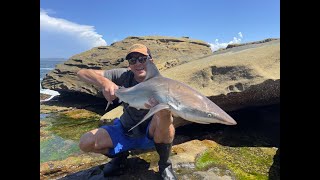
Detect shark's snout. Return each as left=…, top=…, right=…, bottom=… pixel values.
left=223, top=118, right=237, bottom=125
left=218, top=113, right=237, bottom=125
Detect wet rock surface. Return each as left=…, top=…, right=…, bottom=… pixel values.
left=40, top=104, right=279, bottom=180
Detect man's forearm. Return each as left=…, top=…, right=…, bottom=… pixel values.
left=77, top=69, right=110, bottom=88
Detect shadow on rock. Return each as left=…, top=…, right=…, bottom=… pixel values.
left=174, top=104, right=280, bottom=148
left=61, top=157, right=159, bottom=180
left=41, top=92, right=120, bottom=116
left=269, top=148, right=280, bottom=180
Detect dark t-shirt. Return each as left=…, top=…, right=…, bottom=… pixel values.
left=103, top=68, right=152, bottom=137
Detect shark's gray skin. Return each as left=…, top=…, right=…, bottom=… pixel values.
left=107, top=59, right=237, bottom=132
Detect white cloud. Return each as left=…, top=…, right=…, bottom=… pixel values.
left=238, top=32, right=243, bottom=38
left=40, top=8, right=56, bottom=15
left=40, top=9, right=107, bottom=48
left=209, top=32, right=243, bottom=52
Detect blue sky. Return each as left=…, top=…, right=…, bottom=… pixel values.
left=40, top=0, right=280, bottom=59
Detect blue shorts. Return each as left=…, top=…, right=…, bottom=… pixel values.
left=100, top=118, right=155, bottom=156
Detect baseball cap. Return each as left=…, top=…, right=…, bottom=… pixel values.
left=125, top=44, right=152, bottom=59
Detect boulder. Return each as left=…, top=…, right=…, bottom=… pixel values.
left=161, top=39, right=280, bottom=111
left=42, top=36, right=280, bottom=116
left=41, top=36, right=212, bottom=97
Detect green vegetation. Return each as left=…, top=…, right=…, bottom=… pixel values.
left=40, top=109, right=102, bottom=163
left=46, top=109, right=101, bottom=141
left=196, top=145, right=277, bottom=180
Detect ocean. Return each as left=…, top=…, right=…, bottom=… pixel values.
left=40, top=58, right=66, bottom=101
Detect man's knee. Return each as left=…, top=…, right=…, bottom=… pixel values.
left=79, top=132, right=95, bottom=152
left=78, top=128, right=113, bottom=152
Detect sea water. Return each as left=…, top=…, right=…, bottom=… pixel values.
left=40, top=58, right=66, bottom=101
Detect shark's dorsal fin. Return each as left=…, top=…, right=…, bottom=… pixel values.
left=144, top=59, right=161, bottom=81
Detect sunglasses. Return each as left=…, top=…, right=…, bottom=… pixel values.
left=127, top=56, right=149, bottom=65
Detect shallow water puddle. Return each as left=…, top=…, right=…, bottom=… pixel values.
left=40, top=112, right=100, bottom=163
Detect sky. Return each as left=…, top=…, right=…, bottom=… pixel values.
left=40, top=0, right=280, bottom=59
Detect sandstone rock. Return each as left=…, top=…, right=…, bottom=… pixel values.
left=41, top=36, right=212, bottom=97
left=100, top=106, right=123, bottom=121
left=161, top=39, right=280, bottom=111
left=40, top=93, right=51, bottom=100
left=41, top=37, right=280, bottom=120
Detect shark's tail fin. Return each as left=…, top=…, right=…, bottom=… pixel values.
left=105, top=101, right=112, bottom=111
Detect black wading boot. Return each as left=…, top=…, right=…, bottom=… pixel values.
left=103, top=151, right=129, bottom=177
left=155, top=143, right=178, bottom=180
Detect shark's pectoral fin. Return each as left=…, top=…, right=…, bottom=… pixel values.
left=128, top=103, right=170, bottom=132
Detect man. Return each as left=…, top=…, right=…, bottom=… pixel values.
left=77, top=44, right=177, bottom=179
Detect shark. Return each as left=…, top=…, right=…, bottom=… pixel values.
left=107, top=59, right=237, bottom=132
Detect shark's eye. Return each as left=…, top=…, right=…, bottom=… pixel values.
left=207, top=113, right=213, bottom=118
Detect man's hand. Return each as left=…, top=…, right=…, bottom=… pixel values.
left=102, top=81, right=119, bottom=104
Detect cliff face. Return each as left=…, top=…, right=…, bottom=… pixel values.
left=41, top=36, right=212, bottom=96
